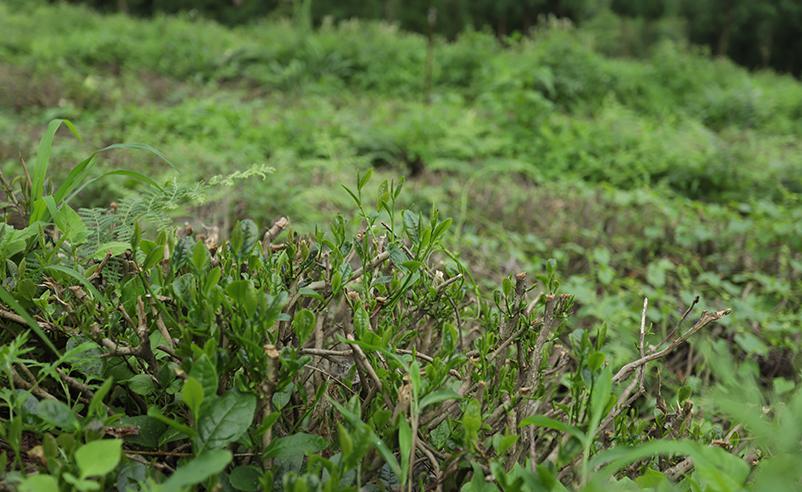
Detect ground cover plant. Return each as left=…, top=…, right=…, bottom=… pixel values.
left=1, top=2, right=802, bottom=491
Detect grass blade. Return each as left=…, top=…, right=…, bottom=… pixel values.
left=0, top=284, right=60, bottom=356
left=29, top=119, right=79, bottom=210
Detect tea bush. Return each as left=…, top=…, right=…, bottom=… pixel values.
left=1, top=126, right=800, bottom=491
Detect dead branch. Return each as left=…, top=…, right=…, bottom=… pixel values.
left=262, top=216, right=289, bottom=254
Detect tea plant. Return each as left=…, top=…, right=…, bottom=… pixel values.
left=1, top=125, right=800, bottom=491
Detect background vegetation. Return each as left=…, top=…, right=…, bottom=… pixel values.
left=1, top=1, right=801, bottom=490
left=56, top=0, right=802, bottom=76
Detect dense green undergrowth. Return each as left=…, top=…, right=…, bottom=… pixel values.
left=1, top=2, right=802, bottom=491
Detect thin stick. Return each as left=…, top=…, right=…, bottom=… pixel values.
left=613, top=309, right=730, bottom=384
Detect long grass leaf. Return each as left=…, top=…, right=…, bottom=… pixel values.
left=0, top=284, right=60, bottom=356
left=44, top=264, right=109, bottom=307
left=30, top=119, right=78, bottom=208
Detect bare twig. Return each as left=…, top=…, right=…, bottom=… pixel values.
left=260, top=344, right=280, bottom=467
left=87, top=251, right=113, bottom=281
left=262, top=216, right=289, bottom=254
left=303, top=364, right=356, bottom=394
left=12, top=367, right=56, bottom=400
left=519, top=295, right=561, bottom=416
left=613, top=309, right=730, bottom=384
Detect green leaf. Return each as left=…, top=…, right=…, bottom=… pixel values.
left=56, top=142, right=172, bottom=207
left=189, top=352, right=219, bottom=405
left=589, top=367, right=613, bottom=434
left=398, top=418, right=412, bottom=486
left=159, top=450, right=232, bottom=492
left=198, top=391, right=257, bottom=451
left=519, top=415, right=586, bottom=443
left=353, top=304, right=371, bottom=335
left=182, top=377, right=204, bottom=420
left=118, top=415, right=167, bottom=449
left=147, top=407, right=197, bottom=438
left=225, top=280, right=257, bottom=316
left=88, top=378, right=114, bottom=417
left=63, top=169, right=163, bottom=205
left=329, top=398, right=402, bottom=479
left=63, top=472, right=99, bottom=491
left=590, top=438, right=748, bottom=490
left=229, top=465, right=262, bottom=491
left=54, top=203, right=88, bottom=244
left=588, top=351, right=605, bottom=371
left=30, top=119, right=79, bottom=213
left=291, top=308, right=316, bottom=344
left=734, top=332, right=769, bottom=356
left=462, top=399, right=482, bottom=449
left=460, top=464, right=499, bottom=492
left=127, top=374, right=156, bottom=396
left=419, top=389, right=461, bottom=411
left=19, top=474, right=60, bottom=492
left=430, top=420, right=450, bottom=449
left=53, top=154, right=97, bottom=205
left=0, top=284, right=60, bottom=356
left=231, top=219, right=259, bottom=259
left=0, top=223, right=37, bottom=257
left=75, top=439, right=122, bottom=478
left=264, top=432, right=327, bottom=460
left=191, top=240, right=210, bottom=271
left=337, top=423, right=353, bottom=458
left=492, top=433, right=519, bottom=455
left=92, top=241, right=130, bottom=260
left=35, top=399, right=79, bottom=431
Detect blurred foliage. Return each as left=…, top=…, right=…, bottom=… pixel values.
left=51, top=0, right=802, bottom=75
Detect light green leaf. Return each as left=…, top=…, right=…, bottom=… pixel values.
left=75, top=439, right=122, bottom=478
left=127, top=374, right=156, bottom=396
left=460, top=464, right=499, bottom=492
left=419, top=389, right=461, bottom=411
left=159, top=449, right=232, bottom=492
left=93, top=241, right=130, bottom=260
left=291, top=308, right=316, bottom=344
left=589, top=367, right=613, bottom=434
left=329, top=398, right=401, bottom=479
left=0, top=284, right=60, bottom=356
left=35, top=399, right=79, bottom=431
left=147, top=407, right=197, bottom=438
left=30, top=119, right=79, bottom=210
left=264, top=432, right=327, bottom=460
left=189, top=352, right=218, bottom=405
left=88, top=378, right=114, bottom=417
left=54, top=203, right=88, bottom=244
left=19, top=474, right=59, bottom=492
left=182, top=377, right=204, bottom=420
left=519, top=415, right=585, bottom=443
left=399, top=418, right=412, bottom=486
